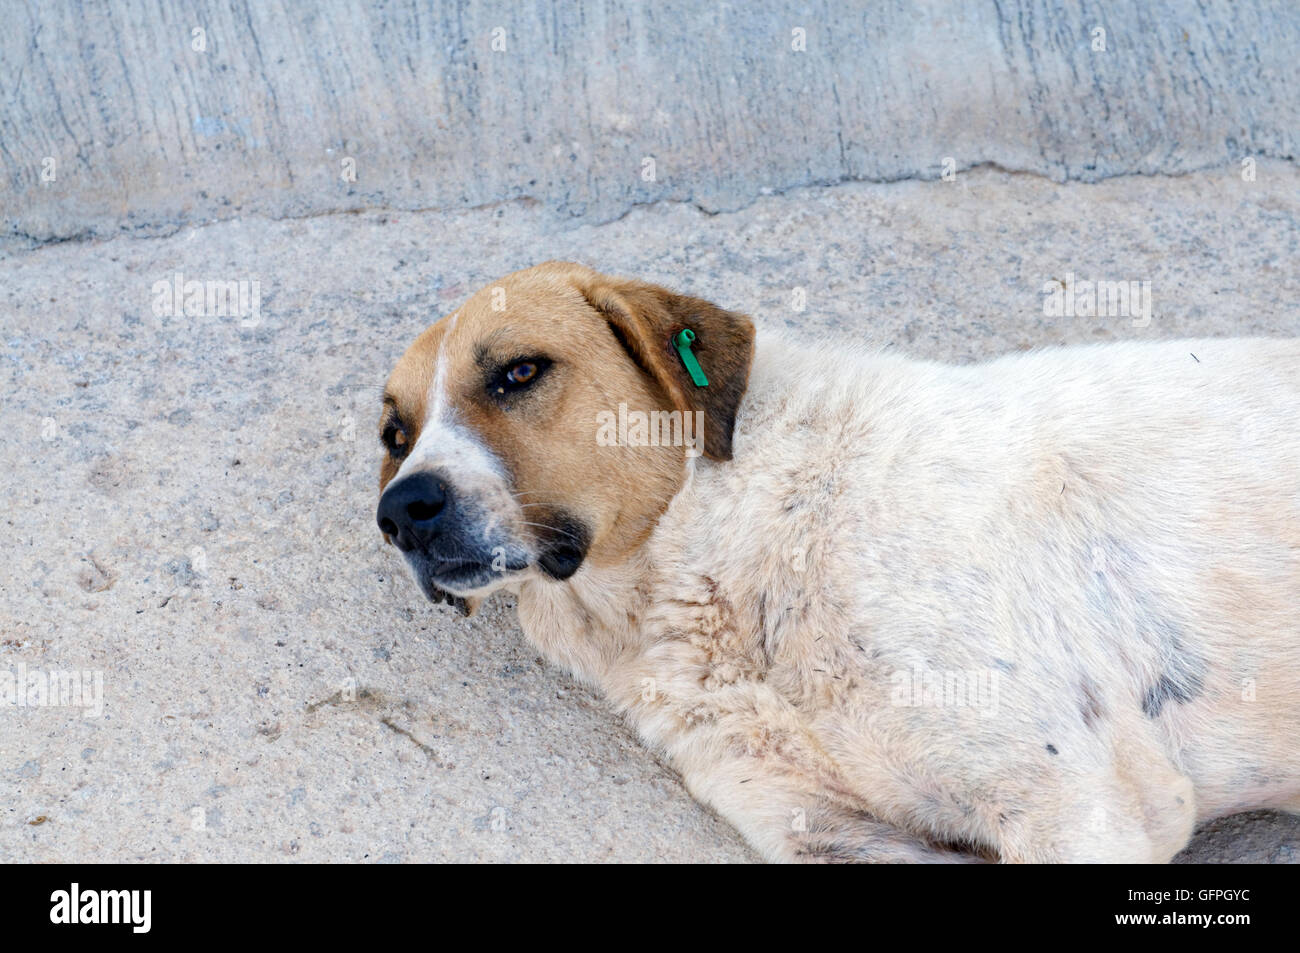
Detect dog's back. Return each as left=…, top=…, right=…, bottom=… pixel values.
left=664, top=335, right=1299, bottom=858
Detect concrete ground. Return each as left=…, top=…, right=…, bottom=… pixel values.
left=1, top=163, right=1297, bottom=862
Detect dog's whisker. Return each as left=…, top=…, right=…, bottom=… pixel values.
left=515, top=521, right=585, bottom=544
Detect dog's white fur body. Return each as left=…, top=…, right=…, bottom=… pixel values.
left=514, top=335, right=1300, bottom=862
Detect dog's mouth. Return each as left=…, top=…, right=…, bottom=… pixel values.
left=393, top=509, right=592, bottom=611
left=412, top=553, right=526, bottom=597
left=427, top=557, right=497, bottom=584
left=409, top=558, right=502, bottom=617
left=410, top=551, right=526, bottom=616
left=416, top=579, right=474, bottom=615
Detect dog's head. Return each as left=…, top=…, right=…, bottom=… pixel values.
left=375, top=262, right=755, bottom=613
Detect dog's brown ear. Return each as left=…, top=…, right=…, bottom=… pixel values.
left=574, top=272, right=755, bottom=461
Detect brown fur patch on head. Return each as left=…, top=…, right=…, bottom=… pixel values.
left=568, top=266, right=756, bottom=462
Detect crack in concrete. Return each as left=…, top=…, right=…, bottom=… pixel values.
left=304, top=688, right=450, bottom=767
left=379, top=717, right=448, bottom=767
left=7, top=151, right=1298, bottom=258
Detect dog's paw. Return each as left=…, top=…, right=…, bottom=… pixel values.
left=788, top=803, right=988, bottom=863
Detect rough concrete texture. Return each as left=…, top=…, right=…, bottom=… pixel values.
left=5, top=0, right=1300, bottom=249
left=1, top=162, right=1297, bottom=862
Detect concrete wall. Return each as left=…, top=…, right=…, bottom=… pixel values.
left=3, top=0, right=1299, bottom=250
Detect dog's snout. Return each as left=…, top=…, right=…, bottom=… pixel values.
left=377, top=472, right=451, bottom=552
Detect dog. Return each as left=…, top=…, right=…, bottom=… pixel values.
left=376, top=261, right=1300, bottom=862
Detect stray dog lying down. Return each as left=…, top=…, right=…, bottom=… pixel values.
left=376, top=261, right=1300, bottom=862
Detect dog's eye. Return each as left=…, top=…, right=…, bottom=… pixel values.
left=491, top=358, right=550, bottom=398
left=382, top=422, right=409, bottom=458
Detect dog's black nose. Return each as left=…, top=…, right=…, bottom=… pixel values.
left=377, top=472, right=451, bottom=552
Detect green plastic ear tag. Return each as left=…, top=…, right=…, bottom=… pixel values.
left=673, top=328, right=709, bottom=387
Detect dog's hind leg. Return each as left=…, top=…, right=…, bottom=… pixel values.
left=998, top=726, right=1197, bottom=863
left=684, top=755, right=982, bottom=863
left=790, top=799, right=988, bottom=863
